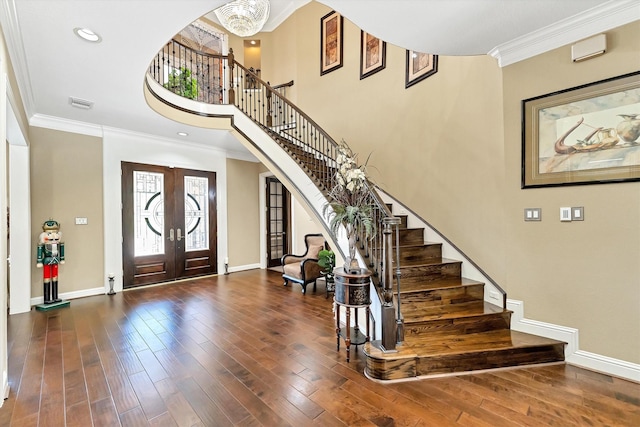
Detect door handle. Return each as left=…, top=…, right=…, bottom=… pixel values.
left=177, top=228, right=182, bottom=241
left=169, top=228, right=174, bottom=241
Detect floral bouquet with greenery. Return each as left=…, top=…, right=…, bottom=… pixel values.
left=323, top=141, right=375, bottom=273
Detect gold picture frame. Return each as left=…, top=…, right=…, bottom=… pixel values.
left=320, top=11, right=343, bottom=75
left=405, top=50, right=438, bottom=88
left=522, top=71, right=640, bottom=188
left=360, top=31, right=386, bottom=80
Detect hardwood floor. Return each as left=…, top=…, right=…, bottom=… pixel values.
left=1, top=269, right=638, bottom=426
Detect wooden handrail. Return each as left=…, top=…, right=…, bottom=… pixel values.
left=271, top=80, right=294, bottom=90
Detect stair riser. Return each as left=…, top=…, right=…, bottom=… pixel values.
left=398, top=245, right=442, bottom=264
left=399, top=262, right=462, bottom=284
left=403, top=312, right=511, bottom=336
left=397, top=215, right=408, bottom=229
left=398, top=228, right=424, bottom=245
left=372, top=243, right=442, bottom=263
left=365, top=344, right=565, bottom=380
left=416, top=344, right=565, bottom=376
left=400, top=283, right=484, bottom=306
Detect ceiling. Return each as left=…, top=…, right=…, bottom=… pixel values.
left=2, top=0, right=638, bottom=157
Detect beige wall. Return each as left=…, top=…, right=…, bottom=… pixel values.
left=29, top=127, right=104, bottom=297
left=502, top=22, right=640, bottom=362
left=243, top=41, right=261, bottom=72
left=265, top=2, right=639, bottom=363
left=259, top=11, right=300, bottom=102
left=226, top=158, right=261, bottom=267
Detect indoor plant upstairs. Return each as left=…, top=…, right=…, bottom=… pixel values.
left=323, top=141, right=375, bottom=274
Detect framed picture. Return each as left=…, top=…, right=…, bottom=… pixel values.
left=320, top=11, right=343, bottom=75
left=405, top=50, right=438, bottom=88
left=360, top=31, right=386, bottom=79
left=522, top=71, right=640, bottom=188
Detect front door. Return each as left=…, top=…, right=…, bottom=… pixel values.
left=122, top=162, right=217, bottom=288
left=266, top=177, right=290, bottom=268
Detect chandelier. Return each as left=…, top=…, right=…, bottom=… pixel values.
left=214, top=0, right=270, bottom=37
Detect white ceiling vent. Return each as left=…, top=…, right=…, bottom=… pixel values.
left=69, top=97, right=94, bottom=109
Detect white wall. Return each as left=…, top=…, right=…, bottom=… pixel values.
left=8, top=143, right=30, bottom=314
left=291, top=196, right=322, bottom=254
left=102, top=128, right=229, bottom=293
left=0, top=73, right=9, bottom=403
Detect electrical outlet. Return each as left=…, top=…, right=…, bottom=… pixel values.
left=560, top=207, right=572, bottom=222
left=75, top=217, right=88, bottom=225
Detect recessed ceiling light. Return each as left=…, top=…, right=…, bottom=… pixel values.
left=177, top=132, right=189, bottom=137
left=73, top=27, right=102, bottom=43
left=250, top=40, right=257, bottom=45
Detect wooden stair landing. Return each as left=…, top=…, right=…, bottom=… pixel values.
left=363, top=219, right=565, bottom=380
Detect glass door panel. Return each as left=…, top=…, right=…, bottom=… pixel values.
left=133, top=171, right=165, bottom=256
left=184, top=175, right=209, bottom=252
left=266, top=177, right=290, bottom=268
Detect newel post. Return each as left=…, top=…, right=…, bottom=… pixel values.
left=380, top=216, right=400, bottom=351
left=227, top=48, right=235, bottom=104
left=266, top=81, right=273, bottom=128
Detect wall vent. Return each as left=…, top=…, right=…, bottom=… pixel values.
left=69, top=97, right=94, bottom=109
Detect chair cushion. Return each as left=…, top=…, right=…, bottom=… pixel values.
left=283, top=262, right=302, bottom=279
left=306, top=244, right=323, bottom=260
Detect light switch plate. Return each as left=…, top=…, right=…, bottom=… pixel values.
left=572, top=206, right=584, bottom=221
left=560, top=207, right=572, bottom=222
left=75, top=217, right=88, bottom=225
left=524, top=208, right=541, bottom=221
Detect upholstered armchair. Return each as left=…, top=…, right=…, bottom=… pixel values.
left=281, top=233, right=327, bottom=294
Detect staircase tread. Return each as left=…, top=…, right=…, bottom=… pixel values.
left=403, top=301, right=507, bottom=322
left=365, top=329, right=565, bottom=360
left=397, top=257, right=461, bottom=268
left=398, top=277, right=485, bottom=293
left=375, top=241, right=441, bottom=249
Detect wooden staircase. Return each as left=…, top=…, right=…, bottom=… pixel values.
left=148, top=51, right=566, bottom=380
left=363, top=212, right=566, bottom=381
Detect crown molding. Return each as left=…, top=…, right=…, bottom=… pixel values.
left=0, top=0, right=36, bottom=117
left=490, top=0, right=640, bottom=67
left=30, top=113, right=104, bottom=137
left=28, top=113, right=257, bottom=161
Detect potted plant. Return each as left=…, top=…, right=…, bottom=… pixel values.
left=164, top=67, right=199, bottom=100
left=318, top=249, right=335, bottom=296
left=318, top=249, right=335, bottom=276
left=323, top=141, right=375, bottom=273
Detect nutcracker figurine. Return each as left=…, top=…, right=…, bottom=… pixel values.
left=36, top=219, right=65, bottom=304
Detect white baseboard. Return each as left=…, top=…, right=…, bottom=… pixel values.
left=1, top=372, right=9, bottom=406
left=30, top=286, right=106, bottom=306
left=507, top=299, right=640, bottom=383
left=228, top=263, right=261, bottom=273
left=28, top=267, right=262, bottom=306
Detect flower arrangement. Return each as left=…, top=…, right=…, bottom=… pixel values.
left=323, top=141, right=375, bottom=273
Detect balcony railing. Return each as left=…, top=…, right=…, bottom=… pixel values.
left=149, top=40, right=404, bottom=350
